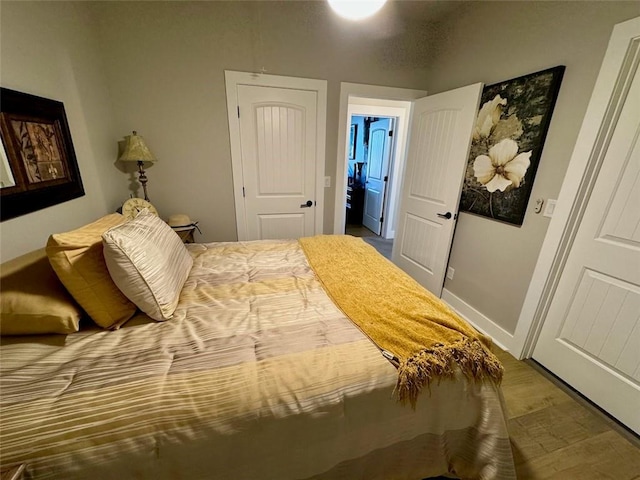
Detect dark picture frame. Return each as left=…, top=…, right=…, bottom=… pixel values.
left=459, top=66, right=565, bottom=226
left=0, top=88, right=84, bottom=221
left=349, top=123, right=358, bottom=160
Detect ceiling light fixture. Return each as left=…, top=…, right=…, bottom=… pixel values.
left=328, top=0, right=387, bottom=21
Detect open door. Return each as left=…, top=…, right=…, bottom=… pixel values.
left=392, top=84, right=482, bottom=297
left=362, top=118, right=393, bottom=235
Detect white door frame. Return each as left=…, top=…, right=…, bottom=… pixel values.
left=225, top=71, right=327, bottom=240
left=347, top=106, right=405, bottom=238
left=511, top=17, right=640, bottom=359
left=334, top=83, right=428, bottom=236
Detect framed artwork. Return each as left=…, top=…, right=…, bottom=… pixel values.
left=459, top=66, right=565, bottom=226
left=349, top=123, right=357, bottom=160
left=0, top=88, right=84, bottom=221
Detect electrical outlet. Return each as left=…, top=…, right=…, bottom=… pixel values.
left=446, top=267, right=455, bottom=280
left=324, top=176, right=331, bottom=188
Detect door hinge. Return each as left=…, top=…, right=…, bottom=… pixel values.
left=388, top=130, right=394, bottom=137
left=242, top=186, right=245, bottom=197
left=380, top=215, right=384, bottom=223
left=383, top=175, right=388, bottom=182
left=237, top=106, right=240, bottom=118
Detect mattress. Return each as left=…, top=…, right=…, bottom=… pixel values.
left=0, top=239, right=516, bottom=479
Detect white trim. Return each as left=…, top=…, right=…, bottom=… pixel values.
left=224, top=71, right=327, bottom=240
left=511, top=16, right=640, bottom=359
left=442, top=289, right=514, bottom=353
left=334, top=83, right=428, bottom=235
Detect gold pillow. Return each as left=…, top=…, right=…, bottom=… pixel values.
left=46, top=213, right=137, bottom=329
left=1, top=249, right=83, bottom=335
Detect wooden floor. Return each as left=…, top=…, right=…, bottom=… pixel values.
left=496, top=348, right=640, bottom=479
left=345, top=225, right=377, bottom=237
left=345, top=225, right=640, bottom=478
left=345, top=225, right=394, bottom=259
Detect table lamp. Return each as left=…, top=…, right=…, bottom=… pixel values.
left=119, top=131, right=157, bottom=201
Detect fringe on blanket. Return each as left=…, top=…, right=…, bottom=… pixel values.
left=395, top=338, right=504, bottom=408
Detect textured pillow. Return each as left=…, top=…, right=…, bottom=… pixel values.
left=46, top=214, right=137, bottom=329
left=102, top=209, right=193, bottom=321
left=1, top=249, right=83, bottom=335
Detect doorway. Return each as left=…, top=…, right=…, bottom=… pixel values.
left=225, top=71, right=327, bottom=240
left=335, top=82, right=481, bottom=298
left=345, top=114, right=396, bottom=259
left=334, top=84, right=426, bottom=240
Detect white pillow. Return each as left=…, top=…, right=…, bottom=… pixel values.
left=102, top=209, right=193, bottom=321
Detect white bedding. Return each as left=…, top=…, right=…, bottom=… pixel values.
left=0, top=240, right=516, bottom=479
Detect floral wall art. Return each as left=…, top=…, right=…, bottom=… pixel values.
left=0, top=88, right=84, bottom=221
left=459, top=66, right=565, bottom=226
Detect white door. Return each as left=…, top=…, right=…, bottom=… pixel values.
left=362, top=118, right=392, bottom=235
left=392, top=84, right=482, bottom=297
left=226, top=71, right=327, bottom=241
left=533, top=41, right=640, bottom=433
left=237, top=85, right=317, bottom=240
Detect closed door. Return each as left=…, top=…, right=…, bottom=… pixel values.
left=533, top=46, right=640, bottom=434
left=393, top=84, right=482, bottom=297
left=236, top=84, right=317, bottom=240
left=362, top=118, right=392, bottom=235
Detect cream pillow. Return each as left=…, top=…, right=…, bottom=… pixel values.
left=46, top=214, right=137, bottom=329
left=1, top=249, right=83, bottom=335
left=102, top=209, right=193, bottom=321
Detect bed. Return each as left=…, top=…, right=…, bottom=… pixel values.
left=0, top=212, right=516, bottom=480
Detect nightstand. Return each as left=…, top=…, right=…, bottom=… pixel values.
left=173, top=226, right=196, bottom=244
left=168, top=214, right=198, bottom=243
left=0, top=464, right=25, bottom=480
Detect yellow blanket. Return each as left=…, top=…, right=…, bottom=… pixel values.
left=299, top=235, right=503, bottom=406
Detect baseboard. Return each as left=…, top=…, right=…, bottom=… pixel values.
left=441, top=289, right=514, bottom=352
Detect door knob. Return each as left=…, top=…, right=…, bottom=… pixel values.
left=437, top=211, right=452, bottom=219
left=300, top=200, right=313, bottom=208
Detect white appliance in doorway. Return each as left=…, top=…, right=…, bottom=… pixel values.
left=225, top=71, right=327, bottom=241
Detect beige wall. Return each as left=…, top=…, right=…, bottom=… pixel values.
left=0, top=2, right=125, bottom=262
left=3, top=0, right=638, bottom=341
left=429, top=2, right=639, bottom=334
left=87, top=1, right=453, bottom=241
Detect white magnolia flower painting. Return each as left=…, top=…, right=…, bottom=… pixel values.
left=473, top=94, right=506, bottom=141
left=473, top=139, right=531, bottom=193
left=459, top=66, right=565, bottom=225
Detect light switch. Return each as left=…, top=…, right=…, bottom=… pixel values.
left=543, top=199, right=557, bottom=218
left=324, top=176, right=331, bottom=188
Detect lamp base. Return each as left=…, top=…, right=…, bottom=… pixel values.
left=137, top=161, right=150, bottom=201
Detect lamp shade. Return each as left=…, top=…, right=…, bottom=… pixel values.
left=119, top=131, right=156, bottom=163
